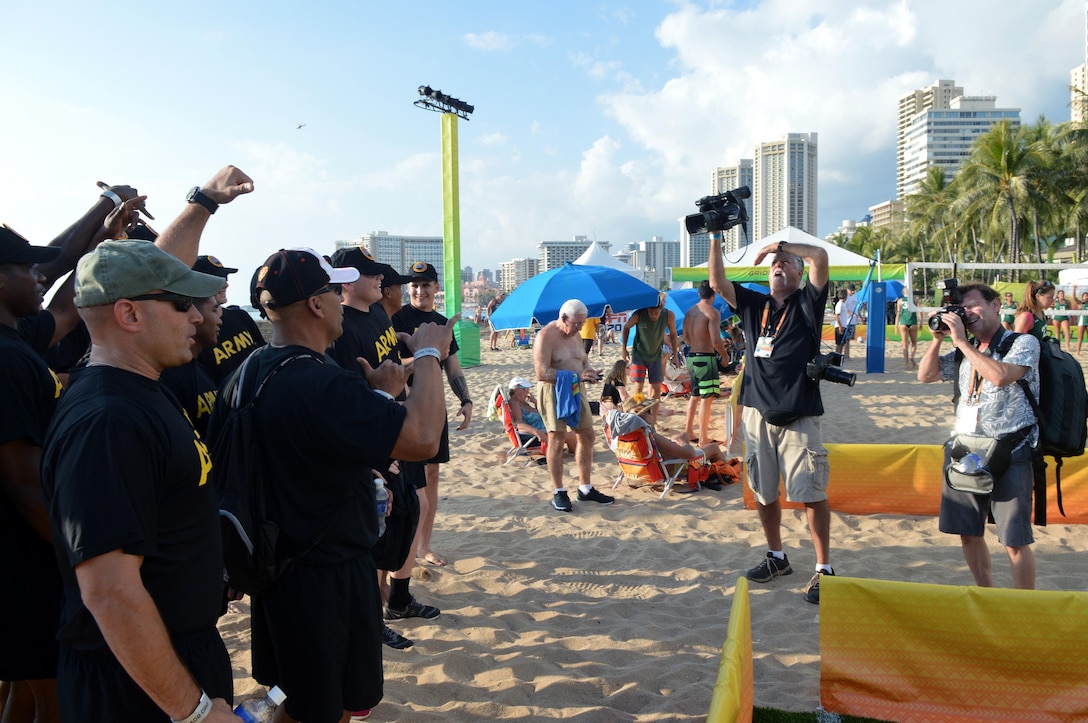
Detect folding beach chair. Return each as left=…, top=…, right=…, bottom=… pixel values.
left=603, top=408, right=703, bottom=499
left=489, top=384, right=547, bottom=466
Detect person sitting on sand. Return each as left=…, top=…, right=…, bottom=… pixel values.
left=599, top=359, right=628, bottom=411
left=507, top=376, right=575, bottom=453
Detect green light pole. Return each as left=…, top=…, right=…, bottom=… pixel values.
left=414, top=85, right=479, bottom=367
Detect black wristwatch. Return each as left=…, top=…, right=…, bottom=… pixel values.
left=777, top=240, right=787, bottom=255
left=186, top=186, right=218, bottom=214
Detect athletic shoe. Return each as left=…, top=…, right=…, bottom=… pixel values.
left=576, top=487, right=615, bottom=505
left=382, top=624, right=413, bottom=650
left=350, top=710, right=371, bottom=721
left=552, top=490, right=573, bottom=512
left=805, top=569, right=834, bottom=605
left=745, top=552, right=793, bottom=583
left=384, top=595, right=441, bottom=621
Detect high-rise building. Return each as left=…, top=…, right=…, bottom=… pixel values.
left=1072, top=64, right=1087, bottom=123
left=678, top=227, right=711, bottom=269
left=627, top=236, right=680, bottom=289
left=898, top=94, right=1020, bottom=198
left=869, top=199, right=905, bottom=230
left=499, top=258, right=540, bottom=292
left=751, top=132, right=818, bottom=240
left=336, top=231, right=445, bottom=288
left=712, top=160, right=755, bottom=251
left=538, top=235, right=610, bottom=271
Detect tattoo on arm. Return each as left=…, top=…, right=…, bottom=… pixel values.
left=451, top=375, right=471, bottom=405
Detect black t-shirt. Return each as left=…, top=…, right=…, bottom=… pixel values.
left=43, top=319, right=91, bottom=374
left=392, top=304, right=458, bottom=388
left=197, top=307, right=266, bottom=386
left=328, top=304, right=406, bottom=374
left=160, top=360, right=219, bottom=439
left=41, top=366, right=222, bottom=651
left=601, top=379, right=624, bottom=405
left=208, top=345, right=407, bottom=565
left=733, top=281, right=829, bottom=418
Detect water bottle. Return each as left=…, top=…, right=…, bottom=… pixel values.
left=375, top=477, right=389, bottom=537
left=234, top=686, right=286, bottom=723
left=955, top=453, right=983, bottom=474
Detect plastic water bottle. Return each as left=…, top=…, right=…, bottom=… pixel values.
left=956, top=453, right=983, bottom=474
left=234, top=686, right=286, bottom=722
left=375, top=477, right=389, bottom=537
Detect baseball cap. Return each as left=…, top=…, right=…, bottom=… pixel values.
left=508, top=376, right=533, bottom=390
left=330, top=246, right=383, bottom=276
left=193, top=255, right=238, bottom=278
left=252, top=247, right=359, bottom=310
left=74, top=240, right=225, bottom=308
left=409, top=262, right=438, bottom=282
left=0, top=224, right=61, bottom=265
left=376, top=263, right=412, bottom=289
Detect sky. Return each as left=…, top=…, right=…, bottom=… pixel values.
left=1, top=0, right=1085, bottom=306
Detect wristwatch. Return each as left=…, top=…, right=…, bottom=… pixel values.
left=186, top=186, right=218, bottom=214
left=777, top=240, right=787, bottom=255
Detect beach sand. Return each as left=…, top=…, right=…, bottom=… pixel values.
left=219, top=336, right=1088, bottom=720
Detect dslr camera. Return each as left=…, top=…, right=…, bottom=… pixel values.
left=685, top=185, right=751, bottom=235
left=927, top=278, right=967, bottom=332
left=806, top=352, right=856, bottom=387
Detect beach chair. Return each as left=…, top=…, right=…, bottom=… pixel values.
left=660, top=362, right=691, bottom=399
left=489, top=384, right=547, bottom=466
left=512, top=329, right=532, bottom=349
left=603, top=409, right=700, bottom=499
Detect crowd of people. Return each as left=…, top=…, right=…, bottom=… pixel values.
left=0, top=163, right=1065, bottom=722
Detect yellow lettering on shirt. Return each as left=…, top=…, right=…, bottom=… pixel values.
left=49, top=369, right=63, bottom=399
left=375, top=326, right=398, bottom=363
left=195, top=390, right=217, bottom=419
left=194, top=438, right=212, bottom=487
left=211, top=332, right=256, bottom=366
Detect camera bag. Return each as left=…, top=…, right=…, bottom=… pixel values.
left=943, top=433, right=1014, bottom=495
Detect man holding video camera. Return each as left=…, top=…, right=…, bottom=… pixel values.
left=917, top=282, right=1039, bottom=589
left=708, top=233, right=835, bottom=605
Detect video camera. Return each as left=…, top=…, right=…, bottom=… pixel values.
left=685, top=185, right=751, bottom=235
left=806, top=352, right=856, bottom=387
left=926, top=278, right=967, bottom=332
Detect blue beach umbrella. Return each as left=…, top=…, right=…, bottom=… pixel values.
left=855, top=280, right=904, bottom=305
left=489, top=263, right=661, bottom=331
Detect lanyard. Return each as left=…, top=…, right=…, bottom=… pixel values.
left=759, top=299, right=790, bottom=339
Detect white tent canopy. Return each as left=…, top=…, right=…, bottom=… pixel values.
left=574, top=241, right=641, bottom=277
left=719, top=227, right=873, bottom=267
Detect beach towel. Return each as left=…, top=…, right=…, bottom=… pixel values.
left=555, top=370, right=581, bottom=427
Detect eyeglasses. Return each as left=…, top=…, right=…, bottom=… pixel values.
left=126, top=292, right=194, bottom=313
left=312, top=283, right=343, bottom=298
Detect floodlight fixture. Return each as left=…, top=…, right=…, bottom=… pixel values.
left=414, top=85, right=474, bottom=120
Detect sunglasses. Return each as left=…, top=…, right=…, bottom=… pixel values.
left=127, top=292, right=195, bottom=313
left=312, top=283, right=343, bottom=298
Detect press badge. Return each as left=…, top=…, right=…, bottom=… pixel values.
left=955, top=401, right=979, bottom=434
left=754, top=336, right=775, bottom=358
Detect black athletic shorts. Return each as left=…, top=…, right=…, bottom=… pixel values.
left=252, top=553, right=383, bottom=721
left=401, top=459, right=427, bottom=490
left=426, top=417, right=451, bottom=465
left=0, top=526, right=62, bottom=680
left=57, top=627, right=232, bottom=722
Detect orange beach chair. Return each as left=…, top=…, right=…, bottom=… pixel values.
left=603, top=408, right=703, bottom=498
left=490, top=384, right=547, bottom=466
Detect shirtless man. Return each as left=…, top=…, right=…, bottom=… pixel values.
left=486, top=292, right=504, bottom=351
left=533, top=299, right=615, bottom=512
left=682, top=280, right=729, bottom=444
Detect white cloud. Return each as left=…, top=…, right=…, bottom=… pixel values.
left=463, top=31, right=512, bottom=51
left=477, top=132, right=508, bottom=147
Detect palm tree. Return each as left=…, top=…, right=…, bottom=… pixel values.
left=956, top=121, right=1048, bottom=276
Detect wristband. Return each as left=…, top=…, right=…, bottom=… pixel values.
left=171, top=691, right=212, bottom=723
left=100, top=189, right=123, bottom=209
left=373, top=389, right=395, bottom=401
left=413, top=347, right=441, bottom=362
left=460, top=399, right=473, bottom=407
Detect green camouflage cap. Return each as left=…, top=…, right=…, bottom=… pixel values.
left=75, top=240, right=226, bottom=308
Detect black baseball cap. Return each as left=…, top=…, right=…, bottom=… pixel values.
left=0, top=225, right=61, bottom=265
left=376, top=263, right=412, bottom=289
left=193, top=255, right=238, bottom=278
left=330, top=247, right=383, bottom=276
left=409, top=262, right=439, bottom=282
left=252, top=247, right=359, bottom=310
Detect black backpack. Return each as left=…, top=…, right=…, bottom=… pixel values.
left=209, top=347, right=324, bottom=594
left=957, top=331, right=1088, bottom=522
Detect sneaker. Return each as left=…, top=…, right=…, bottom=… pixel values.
left=384, top=595, right=441, bottom=621
left=805, top=569, right=834, bottom=605
left=382, top=624, right=413, bottom=650
left=552, top=490, right=573, bottom=512
left=745, top=552, right=793, bottom=583
left=350, top=710, right=372, bottom=721
left=576, top=487, right=615, bottom=505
